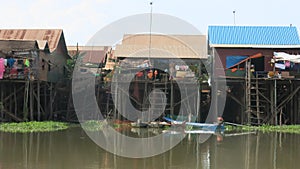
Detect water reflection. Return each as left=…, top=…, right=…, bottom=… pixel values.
left=0, top=128, right=299, bottom=169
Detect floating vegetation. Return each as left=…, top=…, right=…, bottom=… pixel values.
left=0, top=121, right=69, bottom=133
left=254, top=125, right=300, bottom=134
left=225, top=124, right=300, bottom=134
left=81, top=120, right=105, bottom=132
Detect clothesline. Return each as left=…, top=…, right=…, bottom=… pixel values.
left=0, top=57, right=33, bottom=80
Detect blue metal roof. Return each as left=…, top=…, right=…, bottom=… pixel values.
left=208, top=26, right=300, bottom=46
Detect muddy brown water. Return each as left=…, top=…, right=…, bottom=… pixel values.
left=0, top=127, right=299, bottom=169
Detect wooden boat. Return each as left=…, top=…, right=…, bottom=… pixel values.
left=163, top=117, right=225, bottom=132
left=148, top=122, right=165, bottom=128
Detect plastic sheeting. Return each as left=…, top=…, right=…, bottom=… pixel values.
left=226, top=56, right=248, bottom=69
left=274, top=52, right=300, bottom=63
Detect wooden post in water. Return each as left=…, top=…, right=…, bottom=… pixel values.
left=273, top=132, right=278, bottom=169
left=244, top=134, right=251, bottom=169
left=254, top=132, right=260, bottom=169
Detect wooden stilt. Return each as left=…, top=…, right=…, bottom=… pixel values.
left=270, top=82, right=274, bottom=125
left=44, top=82, right=47, bottom=115
left=37, top=80, right=41, bottom=121
left=23, top=81, right=29, bottom=121
left=0, top=83, right=4, bottom=120
left=9, top=83, right=13, bottom=119
left=170, top=80, right=174, bottom=119
left=14, top=84, right=17, bottom=117
left=29, top=81, right=34, bottom=121
left=49, top=83, right=53, bottom=120
left=32, top=91, right=46, bottom=118
left=66, top=87, right=72, bottom=121
left=291, top=83, right=295, bottom=124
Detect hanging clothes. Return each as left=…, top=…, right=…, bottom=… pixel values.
left=285, top=61, right=291, bottom=68
left=10, top=67, right=18, bottom=79
left=7, top=58, right=16, bottom=68
left=0, top=58, right=5, bottom=79
left=4, top=59, right=7, bottom=66
left=275, top=63, right=286, bottom=70
left=24, top=59, right=30, bottom=67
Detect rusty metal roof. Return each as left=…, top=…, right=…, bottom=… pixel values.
left=114, top=34, right=207, bottom=59
left=0, top=40, right=38, bottom=52
left=67, top=46, right=110, bottom=64
left=0, top=29, right=63, bottom=52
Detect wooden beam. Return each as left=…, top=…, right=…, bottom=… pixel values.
left=2, top=108, right=22, bottom=122
left=32, top=89, right=46, bottom=117
left=3, top=86, right=25, bottom=102
left=227, top=92, right=244, bottom=107
left=226, top=53, right=263, bottom=69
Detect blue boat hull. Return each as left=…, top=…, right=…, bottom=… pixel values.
left=163, top=117, right=225, bottom=132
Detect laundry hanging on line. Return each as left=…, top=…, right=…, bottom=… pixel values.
left=0, top=58, right=5, bottom=79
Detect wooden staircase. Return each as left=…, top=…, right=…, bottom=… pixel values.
left=245, top=61, right=268, bottom=125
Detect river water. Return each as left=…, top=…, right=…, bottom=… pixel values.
left=0, top=127, right=299, bottom=169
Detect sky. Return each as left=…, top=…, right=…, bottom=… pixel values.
left=0, top=0, right=299, bottom=45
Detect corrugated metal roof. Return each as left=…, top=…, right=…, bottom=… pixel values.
left=0, top=40, right=38, bottom=52
left=0, top=29, right=63, bottom=52
left=208, top=26, right=300, bottom=47
left=67, top=46, right=110, bottom=64
left=114, top=34, right=207, bottom=59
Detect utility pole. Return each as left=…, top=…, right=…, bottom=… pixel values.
left=233, top=10, right=236, bottom=25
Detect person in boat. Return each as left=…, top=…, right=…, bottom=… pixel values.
left=217, top=117, right=224, bottom=126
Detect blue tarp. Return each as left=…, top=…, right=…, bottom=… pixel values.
left=226, top=56, right=248, bottom=69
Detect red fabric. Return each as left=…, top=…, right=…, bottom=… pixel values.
left=136, top=71, right=143, bottom=77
